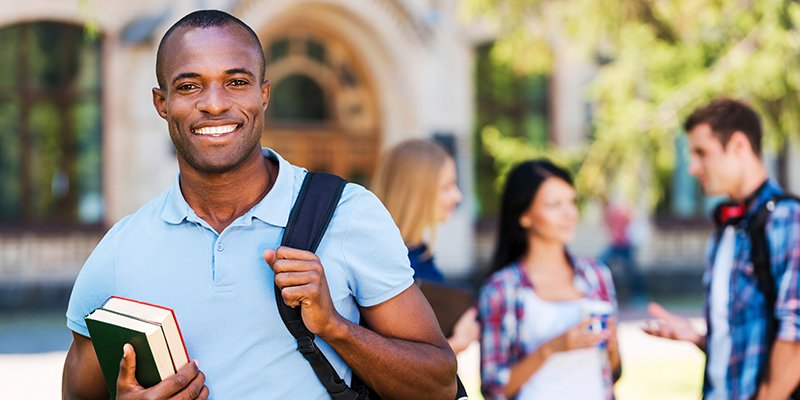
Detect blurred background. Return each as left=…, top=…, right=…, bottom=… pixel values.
left=3, top=0, right=800, bottom=398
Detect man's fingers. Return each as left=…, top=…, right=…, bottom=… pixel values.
left=196, top=385, right=210, bottom=400
left=117, top=343, right=141, bottom=392
left=263, top=248, right=277, bottom=266
left=270, top=258, right=323, bottom=274
left=151, top=360, right=202, bottom=398
left=275, top=246, right=320, bottom=262
left=273, top=270, right=320, bottom=289
left=642, top=319, right=674, bottom=339
left=279, top=283, right=320, bottom=307
left=647, top=302, right=671, bottom=320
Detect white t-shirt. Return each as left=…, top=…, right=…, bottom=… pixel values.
left=517, top=290, right=606, bottom=400
left=707, top=225, right=737, bottom=399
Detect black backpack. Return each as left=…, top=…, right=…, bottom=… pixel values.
left=275, top=172, right=469, bottom=399
left=747, top=194, right=800, bottom=399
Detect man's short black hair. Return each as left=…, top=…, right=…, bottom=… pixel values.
left=684, top=98, right=763, bottom=155
left=155, top=9, right=265, bottom=89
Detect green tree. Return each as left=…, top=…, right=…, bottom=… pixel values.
left=466, top=0, right=800, bottom=209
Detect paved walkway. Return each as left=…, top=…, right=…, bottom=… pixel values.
left=0, top=306, right=705, bottom=399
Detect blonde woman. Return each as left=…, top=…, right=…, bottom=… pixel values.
left=372, top=138, right=479, bottom=353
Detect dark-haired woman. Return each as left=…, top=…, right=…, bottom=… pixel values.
left=478, top=160, right=621, bottom=400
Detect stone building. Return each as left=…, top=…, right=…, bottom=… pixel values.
left=0, top=0, right=477, bottom=306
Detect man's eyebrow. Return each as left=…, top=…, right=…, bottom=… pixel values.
left=171, top=72, right=200, bottom=86
left=225, top=68, right=256, bottom=78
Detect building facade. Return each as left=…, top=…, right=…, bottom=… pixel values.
left=3, top=0, right=798, bottom=307
left=0, top=0, right=476, bottom=303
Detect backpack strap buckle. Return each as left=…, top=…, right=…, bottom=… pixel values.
left=297, top=335, right=318, bottom=356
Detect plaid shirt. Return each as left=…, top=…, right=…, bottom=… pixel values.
left=477, top=255, right=617, bottom=400
left=703, top=179, right=800, bottom=399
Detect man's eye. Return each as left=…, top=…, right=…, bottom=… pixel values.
left=230, top=79, right=248, bottom=86
left=177, top=83, right=198, bottom=91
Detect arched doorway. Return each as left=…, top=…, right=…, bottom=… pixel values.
left=260, top=27, right=379, bottom=185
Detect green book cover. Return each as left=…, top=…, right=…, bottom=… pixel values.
left=85, top=308, right=175, bottom=398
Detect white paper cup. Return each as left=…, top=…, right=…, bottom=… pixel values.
left=582, top=300, right=613, bottom=348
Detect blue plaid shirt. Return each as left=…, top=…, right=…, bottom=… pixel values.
left=703, top=179, right=800, bottom=399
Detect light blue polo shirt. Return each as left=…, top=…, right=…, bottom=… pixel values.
left=66, top=148, right=415, bottom=399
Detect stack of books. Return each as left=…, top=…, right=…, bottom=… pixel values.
left=85, top=296, right=188, bottom=397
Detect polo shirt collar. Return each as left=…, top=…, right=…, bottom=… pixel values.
left=250, top=148, right=295, bottom=228
left=161, top=175, right=190, bottom=225
left=160, top=148, right=298, bottom=228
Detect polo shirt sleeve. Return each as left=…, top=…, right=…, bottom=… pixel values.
left=338, top=185, right=414, bottom=307
left=65, top=217, right=128, bottom=337
left=771, top=201, right=800, bottom=342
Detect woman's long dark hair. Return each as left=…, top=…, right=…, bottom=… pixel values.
left=489, top=159, right=574, bottom=275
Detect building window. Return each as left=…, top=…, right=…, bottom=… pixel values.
left=270, top=74, right=328, bottom=122
left=261, top=31, right=378, bottom=183
left=0, top=22, right=103, bottom=229
left=269, top=39, right=290, bottom=62
left=474, top=42, right=550, bottom=218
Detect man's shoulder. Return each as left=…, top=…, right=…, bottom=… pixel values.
left=326, top=180, right=379, bottom=223
left=765, top=194, right=800, bottom=226
left=338, top=181, right=369, bottom=206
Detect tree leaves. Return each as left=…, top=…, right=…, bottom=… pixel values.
left=466, top=0, right=800, bottom=208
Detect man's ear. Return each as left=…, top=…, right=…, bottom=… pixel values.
left=261, top=80, right=271, bottom=111
left=728, top=131, right=753, bottom=156
left=152, top=87, right=168, bottom=119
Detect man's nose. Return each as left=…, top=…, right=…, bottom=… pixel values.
left=197, top=85, right=232, bottom=115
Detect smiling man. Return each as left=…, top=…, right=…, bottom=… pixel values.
left=62, top=10, right=457, bottom=400
left=644, top=99, right=800, bottom=400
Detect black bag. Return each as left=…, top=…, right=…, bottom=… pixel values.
left=275, top=172, right=468, bottom=399
left=745, top=194, right=800, bottom=400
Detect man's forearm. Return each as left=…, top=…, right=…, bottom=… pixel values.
left=757, top=340, right=800, bottom=400
left=324, top=320, right=457, bottom=400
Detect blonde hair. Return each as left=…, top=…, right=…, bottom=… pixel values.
left=372, top=139, right=451, bottom=249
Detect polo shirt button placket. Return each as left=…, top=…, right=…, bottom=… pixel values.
left=217, top=242, right=224, bottom=252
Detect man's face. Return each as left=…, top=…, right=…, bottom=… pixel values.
left=152, top=25, right=269, bottom=174
left=686, top=123, right=741, bottom=197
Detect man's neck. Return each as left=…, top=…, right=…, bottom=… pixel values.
left=179, top=152, right=277, bottom=233
left=730, top=161, right=768, bottom=203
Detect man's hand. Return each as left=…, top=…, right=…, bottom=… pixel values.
left=266, top=247, right=457, bottom=399
left=642, top=302, right=705, bottom=350
left=117, top=344, right=209, bottom=399
left=265, top=246, right=347, bottom=338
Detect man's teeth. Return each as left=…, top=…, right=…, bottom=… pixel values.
left=194, top=125, right=237, bottom=136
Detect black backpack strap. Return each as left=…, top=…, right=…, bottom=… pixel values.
left=274, top=172, right=365, bottom=400
left=276, top=172, right=469, bottom=400
left=747, top=194, right=800, bottom=398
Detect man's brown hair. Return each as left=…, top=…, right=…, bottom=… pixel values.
left=683, top=98, right=763, bottom=155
